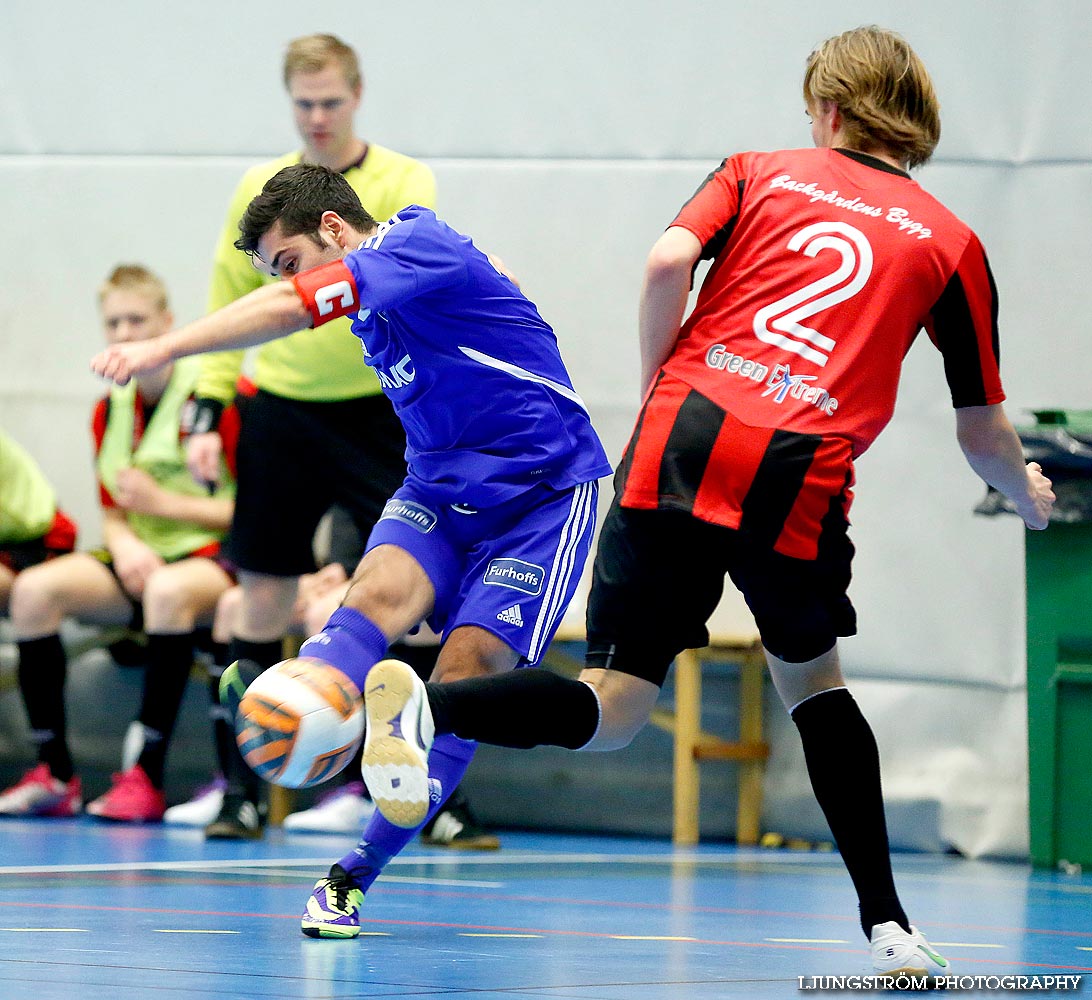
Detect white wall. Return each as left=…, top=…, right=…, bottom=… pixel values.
left=2, top=0, right=1089, bottom=855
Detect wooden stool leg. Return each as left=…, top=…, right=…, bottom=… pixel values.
left=672, top=649, right=702, bottom=846
left=735, top=647, right=765, bottom=846
left=268, top=784, right=294, bottom=827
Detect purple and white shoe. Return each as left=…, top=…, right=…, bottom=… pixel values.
left=301, top=864, right=366, bottom=939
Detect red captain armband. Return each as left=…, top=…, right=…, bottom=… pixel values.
left=292, top=260, right=361, bottom=328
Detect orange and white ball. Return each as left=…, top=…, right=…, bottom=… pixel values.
left=235, top=657, right=363, bottom=789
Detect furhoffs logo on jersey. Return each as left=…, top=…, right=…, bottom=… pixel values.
left=483, top=558, right=545, bottom=597
left=380, top=498, right=437, bottom=534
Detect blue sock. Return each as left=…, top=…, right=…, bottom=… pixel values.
left=338, top=733, right=478, bottom=889
left=299, top=607, right=388, bottom=692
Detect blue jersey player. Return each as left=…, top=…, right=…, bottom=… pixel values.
left=91, top=163, right=612, bottom=938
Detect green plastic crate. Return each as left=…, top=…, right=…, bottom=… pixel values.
left=1024, top=409, right=1092, bottom=868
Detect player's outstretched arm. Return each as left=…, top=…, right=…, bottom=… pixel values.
left=90, top=282, right=310, bottom=386
left=955, top=403, right=1056, bottom=530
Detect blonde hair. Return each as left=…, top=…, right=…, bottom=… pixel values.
left=283, top=33, right=362, bottom=90
left=803, top=26, right=940, bottom=169
left=98, top=264, right=169, bottom=312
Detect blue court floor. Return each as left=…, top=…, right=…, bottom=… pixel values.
left=0, top=819, right=1089, bottom=999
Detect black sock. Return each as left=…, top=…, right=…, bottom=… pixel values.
left=428, top=669, right=600, bottom=750
left=200, top=637, right=232, bottom=773
left=206, top=660, right=237, bottom=786
left=220, top=637, right=284, bottom=799
left=16, top=635, right=73, bottom=782
left=791, top=688, right=910, bottom=938
left=136, top=632, right=195, bottom=787
left=229, top=637, right=284, bottom=669
left=208, top=641, right=229, bottom=668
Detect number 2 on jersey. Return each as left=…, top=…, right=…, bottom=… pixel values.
left=752, top=222, right=873, bottom=367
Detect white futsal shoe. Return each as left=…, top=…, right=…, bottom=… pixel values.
left=870, top=921, right=949, bottom=982
left=361, top=659, right=435, bottom=829
left=163, top=776, right=226, bottom=827
left=283, top=781, right=376, bottom=833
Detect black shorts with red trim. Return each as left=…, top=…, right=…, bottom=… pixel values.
left=0, top=510, right=78, bottom=574
left=585, top=500, right=857, bottom=685
left=226, top=389, right=407, bottom=576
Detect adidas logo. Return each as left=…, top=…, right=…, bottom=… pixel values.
left=497, top=604, right=524, bottom=627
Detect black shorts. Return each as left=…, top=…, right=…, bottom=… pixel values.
left=226, top=389, right=407, bottom=576
left=1, top=511, right=77, bottom=573
left=0, top=537, right=52, bottom=574
left=585, top=501, right=857, bottom=686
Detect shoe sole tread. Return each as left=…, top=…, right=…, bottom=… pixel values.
left=301, top=923, right=360, bottom=939
left=362, top=661, right=430, bottom=828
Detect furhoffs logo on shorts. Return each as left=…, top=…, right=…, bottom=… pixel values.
left=380, top=499, right=437, bottom=534
left=483, top=558, right=545, bottom=597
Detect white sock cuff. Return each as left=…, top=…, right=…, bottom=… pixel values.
left=576, top=680, right=603, bottom=750
left=788, top=685, right=849, bottom=716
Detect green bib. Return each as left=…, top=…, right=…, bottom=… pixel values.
left=0, top=429, right=57, bottom=544
left=97, top=357, right=235, bottom=560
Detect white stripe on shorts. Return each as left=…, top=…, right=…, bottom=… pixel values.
left=527, top=480, right=597, bottom=664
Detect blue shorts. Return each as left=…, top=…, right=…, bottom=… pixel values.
left=365, top=479, right=599, bottom=665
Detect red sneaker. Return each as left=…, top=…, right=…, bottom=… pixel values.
left=0, top=763, right=82, bottom=817
left=86, top=764, right=166, bottom=822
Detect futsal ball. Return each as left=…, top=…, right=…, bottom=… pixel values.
left=235, top=657, right=364, bottom=789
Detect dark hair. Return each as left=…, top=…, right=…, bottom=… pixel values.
left=234, top=163, right=377, bottom=257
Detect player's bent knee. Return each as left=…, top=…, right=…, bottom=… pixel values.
left=433, top=627, right=519, bottom=683
left=8, top=569, right=62, bottom=631
left=343, top=574, right=425, bottom=623
left=239, top=572, right=298, bottom=613
left=141, top=575, right=197, bottom=632
left=579, top=668, right=660, bottom=751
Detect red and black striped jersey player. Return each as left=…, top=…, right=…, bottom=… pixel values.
left=365, top=25, right=1055, bottom=980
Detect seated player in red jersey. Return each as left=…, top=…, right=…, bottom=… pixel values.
left=0, top=265, right=242, bottom=823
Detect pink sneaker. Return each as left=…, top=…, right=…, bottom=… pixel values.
left=0, top=763, right=82, bottom=817
left=86, top=764, right=166, bottom=822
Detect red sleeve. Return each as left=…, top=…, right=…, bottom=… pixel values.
left=923, top=233, right=1005, bottom=408
left=219, top=402, right=242, bottom=480
left=215, top=375, right=255, bottom=480
left=91, top=397, right=116, bottom=508
left=671, top=153, right=753, bottom=259
left=292, top=260, right=360, bottom=328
